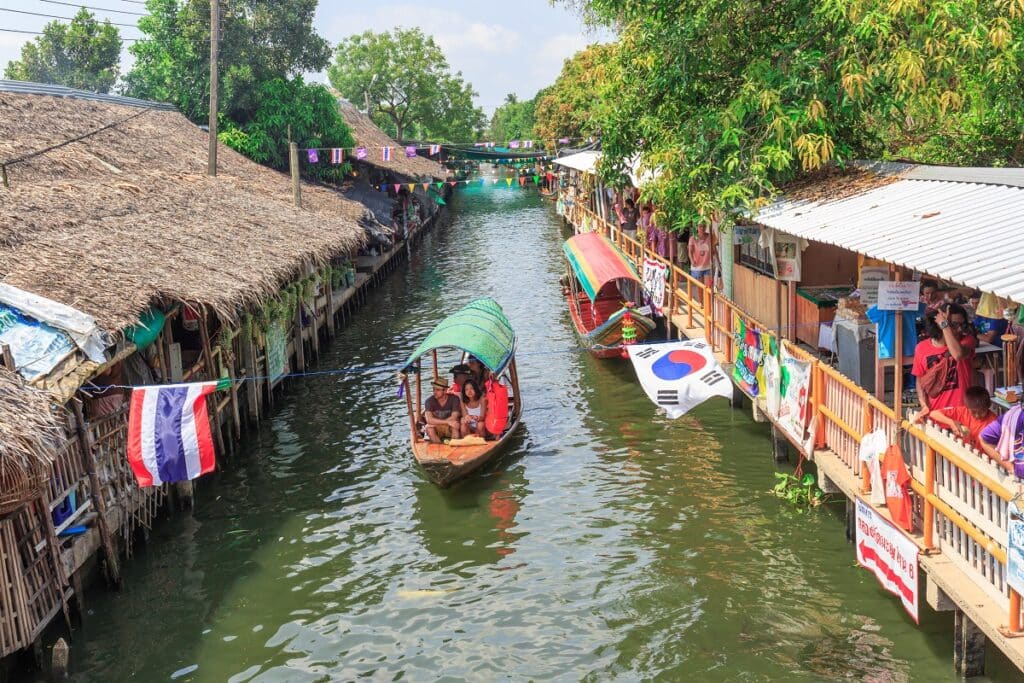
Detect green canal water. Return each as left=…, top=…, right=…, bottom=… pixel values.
left=59, top=189, right=1015, bottom=681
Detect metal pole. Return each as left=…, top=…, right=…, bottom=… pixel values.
left=207, top=0, right=220, bottom=176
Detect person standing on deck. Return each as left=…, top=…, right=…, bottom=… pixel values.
left=912, top=304, right=977, bottom=412
left=614, top=197, right=639, bottom=242
left=688, top=223, right=713, bottom=285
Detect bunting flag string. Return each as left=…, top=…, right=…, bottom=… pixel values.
left=372, top=176, right=550, bottom=193
left=301, top=142, right=555, bottom=166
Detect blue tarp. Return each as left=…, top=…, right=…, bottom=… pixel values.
left=0, top=304, right=76, bottom=380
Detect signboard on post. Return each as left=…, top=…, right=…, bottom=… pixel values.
left=642, top=257, right=668, bottom=316
left=1008, top=499, right=1024, bottom=596
left=855, top=498, right=920, bottom=622
left=877, top=281, right=921, bottom=311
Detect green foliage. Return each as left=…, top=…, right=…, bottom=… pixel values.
left=533, top=43, right=616, bottom=143
left=218, top=76, right=354, bottom=181
left=772, top=472, right=826, bottom=510
left=125, top=0, right=330, bottom=124
left=560, top=0, right=1024, bottom=230
left=328, top=27, right=486, bottom=141
left=488, top=93, right=538, bottom=143
left=4, top=8, right=121, bottom=93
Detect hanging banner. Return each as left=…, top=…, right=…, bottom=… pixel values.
left=778, top=345, right=812, bottom=445
left=855, top=498, right=920, bottom=622
left=762, top=350, right=781, bottom=418
left=1009, top=499, right=1024, bottom=597
left=731, top=317, right=762, bottom=397
left=626, top=340, right=733, bottom=418
left=641, top=257, right=667, bottom=316
left=772, top=233, right=802, bottom=281
left=266, top=321, right=288, bottom=383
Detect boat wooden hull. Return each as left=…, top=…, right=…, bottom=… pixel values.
left=411, top=415, right=521, bottom=486
left=566, top=290, right=656, bottom=358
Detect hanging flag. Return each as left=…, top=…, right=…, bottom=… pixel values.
left=518, top=176, right=526, bottom=186
left=473, top=142, right=485, bottom=148
left=127, top=380, right=227, bottom=487
left=509, top=140, right=520, bottom=149
left=627, top=341, right=732, bottom=418
left=356, top=146, right=368, bottom=160
left=393, top=183, right=401, bottom=193
left=524, top=140, right=533, bottom=148
left=330, top=148, right=344, bottom=164
left=486, top=142, right=495, bottom=148
left=558, top=137, right=571, bottom=144
left=429, top=144, right=441, bottom=155
left=382, top=146, right=392, bottom=161
left=533, top=174, right=540, bottom=184
left=407, top=183, right=416, bottom=192
left=405, top=145, right=417, bottom=158
left=421, top=182, right=429, bottom=190
left=307, top=149, right=319, bottom=163
left=448, top=181, right=457, bottom=186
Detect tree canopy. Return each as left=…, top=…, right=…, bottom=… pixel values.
left=125, top=0, right=330, bottom=123
left=560, top=0, right=1024, bottom=229
left=533, top=43, right=615, bottom=143
left=218, top=76, right=354, bottom=182
left=488, top=93, right=538, bottom=143
left=328, top=27, right=486, bottom=141
left=3, top=8, right=121, bottom=93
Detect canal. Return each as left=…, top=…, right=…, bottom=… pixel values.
left=59, top=188, right=1011, bottom=681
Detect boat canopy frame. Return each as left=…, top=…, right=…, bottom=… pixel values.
left=403, top=297, right=517, bottom=375
left=562, top=232, right=642, bottom=302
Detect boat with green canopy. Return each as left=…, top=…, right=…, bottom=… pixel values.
left=399, top=298, right=522, bottom=486
left=562, top=232, right=656, bottom=358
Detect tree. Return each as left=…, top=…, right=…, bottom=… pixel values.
left=488, top=93, right=537, bottom=143
left=533, top=43, right=615, bottom=143
left=560, top=1, right=1024, bottom=229
left=124, top=0, right=331, bottom=124
left=328, top=27, right=486, bottom=141
left=4, top=8, right=121, bottom=93
left=218, top=76, right=354, bottom=182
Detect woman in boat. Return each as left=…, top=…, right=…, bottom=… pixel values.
left=467, top=355, right=489, bottom=389
left=460, top=379, right=488, bottom=438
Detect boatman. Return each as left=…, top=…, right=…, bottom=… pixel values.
left=424, top=377, right=462, bottom=443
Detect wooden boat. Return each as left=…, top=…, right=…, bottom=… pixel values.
left=399, top=298, right=522, bottom=486
left=562, top=232, right=656, bottom=358
left=539, top=186, right=558, bottom=199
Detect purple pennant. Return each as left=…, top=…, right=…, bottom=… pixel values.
left=405, top=145, right=417, bottom=158
left=558, top=137, right=570, bottom=144
left=307, top=149, right=319, bottom=163
left=355, top=146, right=368, bottom=160
left=509, top=140, right=520, bottom=149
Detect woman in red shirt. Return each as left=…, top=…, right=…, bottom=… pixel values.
left=912, top=304, right=977, bottom=411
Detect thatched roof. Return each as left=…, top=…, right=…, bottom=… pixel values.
left=0, top=367, right=67, bottom=513
left=336, top=99, right=445, bottom=179
left=0, top=85, right=369, bottom=333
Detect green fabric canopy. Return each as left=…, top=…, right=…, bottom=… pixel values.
left=405, top=298, right=516, bottom=373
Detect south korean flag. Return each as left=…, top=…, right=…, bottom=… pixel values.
left=626, top=341, right=733, bottom=418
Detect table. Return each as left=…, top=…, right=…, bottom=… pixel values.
left=975, top=341, right=1002, bottom=393
left=795, top=286, right=853, bottom=348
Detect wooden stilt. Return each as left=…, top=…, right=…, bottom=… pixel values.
left=197, top=313, right=226, bottom=457
left=71, top=401, right=121, bottom=588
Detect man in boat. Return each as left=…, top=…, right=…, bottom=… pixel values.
left=424, top=377, right=462, bottom=443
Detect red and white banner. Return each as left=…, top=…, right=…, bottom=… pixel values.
left=855, top=498, right=919, bottom=622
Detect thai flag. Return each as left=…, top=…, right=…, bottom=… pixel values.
left=127, top=381, right=221, bottom=487
left=330, top=148, right=344, bottom=164
left=524, top=140, right=533, bottom=148
left=429, top=144, right=441, bottom=155
left=382, top=146, right=392, bottom=161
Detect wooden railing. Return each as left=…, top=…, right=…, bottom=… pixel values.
left=565, top=204, right=1024, bottom=634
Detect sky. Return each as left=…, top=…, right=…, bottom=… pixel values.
left=0, top=0, right=608, bottom=114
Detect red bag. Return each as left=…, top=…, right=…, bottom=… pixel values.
left=920, top=351, right=953, bottom=398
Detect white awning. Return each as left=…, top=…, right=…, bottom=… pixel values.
left=553, top=151, right=600, bottom=173
left=752, top=163, right=1024, bottom=305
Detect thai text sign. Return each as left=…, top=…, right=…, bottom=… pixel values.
left=856, top=498, right=919, bottom=622
left=642, top=257, right=668, bottom=316
left=1008, top=500, right=1024, bottom=596
left=877, top=281, right=921, bottom=311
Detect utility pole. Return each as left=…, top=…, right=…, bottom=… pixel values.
left=207, top=0, right=220, bottom=176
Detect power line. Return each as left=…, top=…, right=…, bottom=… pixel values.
left=39, top=0, right=147, bottom=16
left=0, top=25, right=140, bottom=41
left=0, top=7, right=139, bottom=28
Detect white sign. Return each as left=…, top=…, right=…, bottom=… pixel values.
left=626, top=340, right=733, bottom=418
left=856, top=498, right=919, bottom=622
left=642, top=257, right=668, bottom=316
left=777, top=345, right=812, bottom=446
left=772, top=234, right=802, bottom=282
left=1009, top=500, right=1024, bottom=596
left=859, top=266, right=889, bottom=307
left=877, top=281, right=921, bottom=311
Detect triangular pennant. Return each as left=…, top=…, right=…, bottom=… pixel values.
left=422, top=182, right=429, bottom=190
left=533, top=175, right=540, bottom=184
left=407, top=183, right=416, bottom=192
left=393, top=183, right=401, bottom=193
left=518, top=176, right=526, bottom=186
left=436, top=181, right=444, bottom=189
left=505, top=177, right=513, bottom=186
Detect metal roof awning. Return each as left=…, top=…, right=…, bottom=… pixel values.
left=553, top=150, right=600, bottom=173
left=752, top=165, right=1024, bottom=305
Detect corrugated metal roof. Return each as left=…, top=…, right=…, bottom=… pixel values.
left=754, top=168, right=1024, bottom=304
left=553, top=150, right=599, bottom=173
left=0, top=80, right=177, bottom=111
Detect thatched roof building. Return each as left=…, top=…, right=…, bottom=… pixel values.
left=336, top=99, right=445, bottom=179
left=0, top=82, right=369, bottom=334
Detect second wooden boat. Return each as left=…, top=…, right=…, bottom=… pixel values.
left=562, top=232, right=656, bottom=358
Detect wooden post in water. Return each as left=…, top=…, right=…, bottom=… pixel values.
left=289, top=142, right=302, bottom=208
left=71, top=401, right=121, bottom=587
left=197, top=313, right=226, bottom=459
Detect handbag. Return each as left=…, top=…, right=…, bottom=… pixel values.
left=920, top=351, right=953, bottom=398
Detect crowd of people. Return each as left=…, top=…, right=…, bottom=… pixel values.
left=610, top=194, right=714, bottom=286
